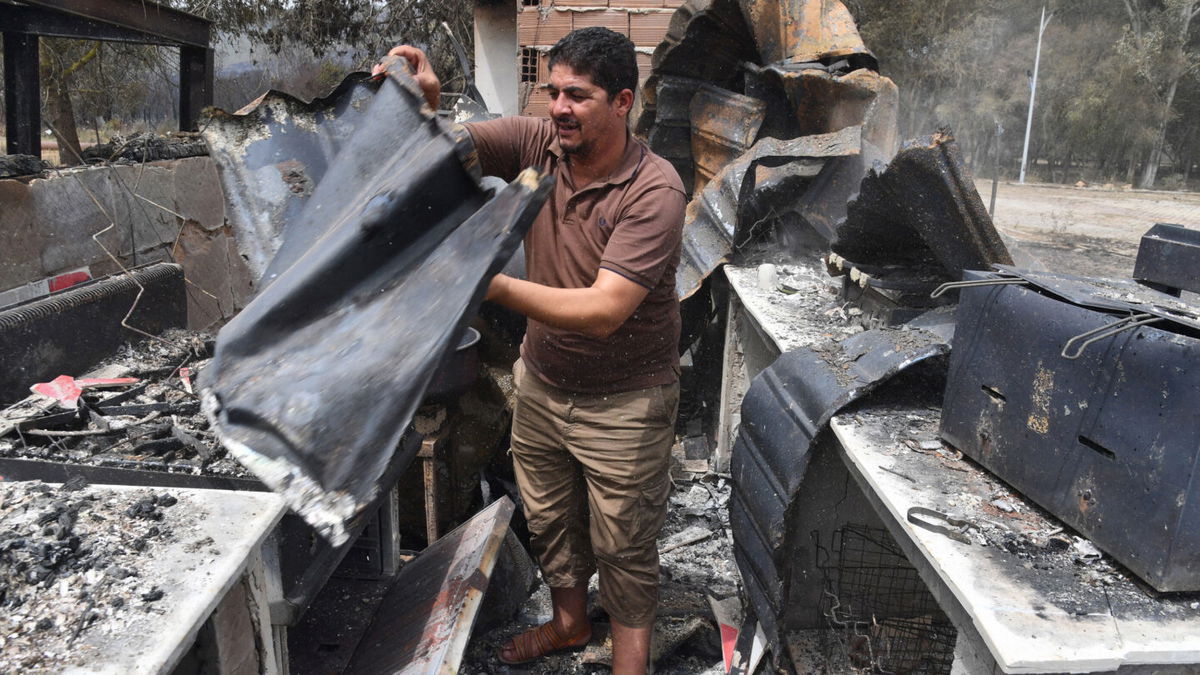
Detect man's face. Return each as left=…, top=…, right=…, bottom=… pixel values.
left=545, top=64, right=631, bottom=158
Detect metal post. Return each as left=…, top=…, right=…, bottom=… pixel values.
left=3, top=32, right=41, bottom=157
left=1019, top=6, right=1052, bottom=184
left=990, top=121, right=1002, bottom=217
left=179, top=45, right=213, bottom=132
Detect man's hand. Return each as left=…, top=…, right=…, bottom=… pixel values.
left=372, top=45, right=441, bottom=110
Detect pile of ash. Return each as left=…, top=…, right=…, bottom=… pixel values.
left=0, top=480, right=180, bottom=671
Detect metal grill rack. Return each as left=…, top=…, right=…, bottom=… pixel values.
left=815, top=524, right=957, bottom=674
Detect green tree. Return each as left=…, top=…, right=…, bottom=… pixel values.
left=1119, top=0, right=1200, bottom=187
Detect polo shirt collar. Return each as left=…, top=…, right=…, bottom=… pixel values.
left=547, top=127, right=645, bottom=187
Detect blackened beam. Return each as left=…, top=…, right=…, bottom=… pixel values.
left=3, top=31, right=41, bottom=158
left=16, top=0, right=211, bottom=48
left=0, top=5, right=183, bottom=46
left=180, top=45, right=214, bottom=132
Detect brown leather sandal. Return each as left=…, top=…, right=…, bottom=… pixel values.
left=497, top=621, right=592, bottom=665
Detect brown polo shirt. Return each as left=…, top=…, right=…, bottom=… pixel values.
left=465, top=116, right=686, bottom=394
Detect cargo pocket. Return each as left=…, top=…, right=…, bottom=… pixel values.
left=630, top=471, right=671, bottom=549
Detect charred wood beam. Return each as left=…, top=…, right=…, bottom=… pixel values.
left=179, top=45, right=213, bottom=132
left=16, top=0, right=211, bottom=48
left=3, top=31, right=41, bottom=158
left=0, top=5, right=179, bottom=46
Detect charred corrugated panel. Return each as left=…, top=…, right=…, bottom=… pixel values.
left=202, top=75, right=375, bottom=282
left=731, top=311, right=953, bottom=642
left=738, top=0, right=876, bottom=70
left=647, top=76, right=710, bottom=196
left=787, top=69, right=898, bottom=247
left=201, top=65, right=551, bottom=545
left=940, top=272, right=1200, bottom=591
left=689, top=84, right=766, bottom=194
left=834, top=131, right=1012, bottom=277
left=638, top=0, right=758, bottom=190
left=677, top=126, right=860, bottom=299
left=347, top=497, right=515, bottom=672
left=649, top=0, right=756, bottom=84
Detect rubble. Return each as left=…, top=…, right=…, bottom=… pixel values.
left=79, top=133, right=208, bottom=164
left=0, top=480, right=187, bottom=672
left=844, top=405, right=1200, bottom=622
left=460, top=444, right=740, bottom=674
left=0, top=329, right=249, bottom=480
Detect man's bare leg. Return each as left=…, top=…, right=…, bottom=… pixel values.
left=550, top=583, right=590, bottom=634
left=611, top=620, right=652, bottom=675
left=498, top=582, right=591, bottom=663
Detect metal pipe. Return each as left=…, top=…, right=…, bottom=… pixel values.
left=1020, top=6, right=1052, bottom=184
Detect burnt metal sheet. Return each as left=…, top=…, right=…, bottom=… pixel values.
left=647, top=75, right=711, bottom=196
left=834, top=131, right=1012, bottom=277
left=0, top=263, right=186, bottom=404
left=202, top=73, right=426, bottom=282
left=1133, top=223, right=1200, bottom=296
left=689, top=84, right=766, bottom=194
left=637, top=0, right=758, bottom=187
left=731, top=309, right=953, bottom=642
left=756, top=64, right=891, bottom=140
left=737, top=0, right=876, bottom=69
left=347, top=496, right=515, bottom=673
left=648, top=0, right=757, bottom=85
left=995, top=265, right=1200, bottom=333
left=200, top=66, right=551, bottom=546
left=940, top=273, right=1200, bottom=592
left=678, top=126, right=861, bottom=299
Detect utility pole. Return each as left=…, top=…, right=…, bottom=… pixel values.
left=1020, top=5, right=1053, bottom=184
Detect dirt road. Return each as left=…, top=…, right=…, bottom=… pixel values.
left=978, top=181, right=1200, bottom=279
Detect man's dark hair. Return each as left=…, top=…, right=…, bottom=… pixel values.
left=548, top=27, right=638, bottom=100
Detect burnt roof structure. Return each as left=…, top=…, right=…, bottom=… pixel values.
left=1, top=0, right=213, bottom=158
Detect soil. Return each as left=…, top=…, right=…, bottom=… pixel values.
left=980, top=180, right=1200, bottom=279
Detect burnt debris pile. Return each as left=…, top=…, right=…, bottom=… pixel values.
left=0, top=330, right=249, bottom=481
left=0, top=481, right=179, bottom=672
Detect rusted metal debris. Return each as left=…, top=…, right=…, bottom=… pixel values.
left=833, top=131, right=1013, bottom=277
left=690, top=84, right=767, bottom=195
left=200, top=65, right=551, bottom=546
left=636, top=0, right=900, bottom=302
left=678, top=126, right=861, bottom=299
left=739, top=0, right=876, bottom=68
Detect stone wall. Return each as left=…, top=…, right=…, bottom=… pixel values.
left=0, top=157, right=254, bottom=330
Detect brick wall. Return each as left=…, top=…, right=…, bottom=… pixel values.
left=516, top=0, right=681, bottom=116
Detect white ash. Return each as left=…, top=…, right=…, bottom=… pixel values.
left=0, top=480, right=191, bottom=672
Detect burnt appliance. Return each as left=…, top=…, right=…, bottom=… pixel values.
left=939, top=268, right=1200, bottom=592
left=1133, top=223, right=1200, bottom=297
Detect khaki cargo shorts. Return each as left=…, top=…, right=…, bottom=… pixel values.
left=509, top=358, right=679, bottom=628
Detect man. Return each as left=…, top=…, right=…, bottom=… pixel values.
left=382, top=28, right=685, bottom=674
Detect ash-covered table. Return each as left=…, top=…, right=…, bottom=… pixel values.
left=0, top=481, right=287, bottom=674
left=830, top=406, right=1200, bottom=674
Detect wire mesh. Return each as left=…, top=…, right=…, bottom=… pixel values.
left=814, top=524, right=957, bottom=674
